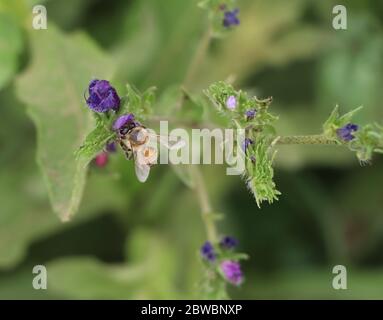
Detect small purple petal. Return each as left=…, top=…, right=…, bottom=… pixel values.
left=220, top=260, right=243, bottom=285
left=200, top=241, right=216, bottom=262
left=242, top=138, right=254, bottom=153
left=106, top=141, right=117, bottom=153
left=220, top=236, right=238, bottom=249
left=226, top=95, right=237, bottom=110
left=88, top=79, right=98, bottom=93
left=337, top=123, right=359, bottom=142
left=245, top=109, right=257, bottom=121
left=223, top=9, right=240, bottom=28
left=112, top=113, right=135, bottom=131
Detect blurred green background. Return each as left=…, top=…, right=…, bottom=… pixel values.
left=1, top=0, right=383, bottom=299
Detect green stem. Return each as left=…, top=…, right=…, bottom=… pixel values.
left=183, top=27, right=212, bottom=88
left=181, top=25, right=218, bottom=243
left=189, top=165, right=218, bottom=243
left=276, top=135, right=338, bottom=145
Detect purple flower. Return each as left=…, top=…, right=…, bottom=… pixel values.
left=201, top=241, right=216, bottom=262
left=245, top=109, right=257, bottom=121
left=337, top=123, right=359, bottom=142
left=86, top=79, right=120, bottom=113
left=112, top=113, right=136, bottom=131
left=223, top=9, right=240, bottom=28
left=226, top=95, right=237, bottom=110
left=106, top=141, right=116, bottom=153
left=242, top=138, right=254, bottom=153
left=220, top=260, right=243, bottom=286
left=220, top=236, right=238, bottom=249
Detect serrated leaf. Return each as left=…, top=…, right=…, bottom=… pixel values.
left=323, top=105, right=363, bottom=139
left=76, top=116, right=116, bottom=163
left=119, top=84, right=156, bottom=122
left=16, top=26, right=113, bottom=221
left=246, top=138, right=281, bottom=207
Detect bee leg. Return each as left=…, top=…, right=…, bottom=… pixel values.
left=126, top=151, right=134, bottom=160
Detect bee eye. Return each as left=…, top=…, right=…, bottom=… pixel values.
left=119, top=127, right=129, bottom=135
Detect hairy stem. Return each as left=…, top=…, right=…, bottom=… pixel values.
left=276, top=135, right=339, bottom=145
left=189, top=165, right=218, bottom=243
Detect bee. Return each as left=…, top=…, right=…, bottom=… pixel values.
left=117, top=122, right=185, bottom=182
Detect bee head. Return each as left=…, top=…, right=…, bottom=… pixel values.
left=118, top=121, right=140, bottom=137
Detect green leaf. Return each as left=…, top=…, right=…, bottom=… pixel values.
left=0, top=13, right=23, bottom=89
left=246, top=138, right=281, bottom=207
left=76, top=115, right=116, bottom=164
left=351, top=123, right=383, bottom=162
left=16, top=26, right=114, bottom=221
left=118, top=84, right=156, bottom=122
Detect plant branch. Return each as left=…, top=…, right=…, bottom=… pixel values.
left=276, top=135, right=339, bottom=145
left=189, top=165, right=218, bottom=243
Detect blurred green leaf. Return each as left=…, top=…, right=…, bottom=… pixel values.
left=16, top=26, right=113, bottom=221
left=239, top=269, right=383, bottom=299
left=46, top=228, right=180, bottom=299
left=318, top=16, right=383, bottom=121
left=0, top=13, right=23, bottom=89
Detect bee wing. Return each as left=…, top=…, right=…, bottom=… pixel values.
left=133, top=151, right=151, bottom=183
left=149, top=134, right=186, bottom=150
left=134, top=162, right=150, bottom=183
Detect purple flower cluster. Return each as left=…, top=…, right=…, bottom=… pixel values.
left=201, top=241, right=216, bottom=262
left=86, top=79, right=120, bottom=113
left=337, top=123, right=359, bottom=142
left=200, top=236, right=243, bottom=285
left=223, top=9, right=240, bottom=28
left=220, top=260, right=243, bottom=286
